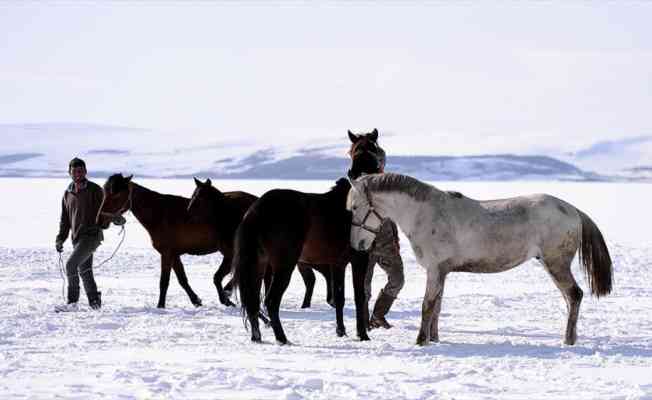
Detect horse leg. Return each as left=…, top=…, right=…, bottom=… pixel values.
left=428, top=273, right=448, bottom=342
left=264, top=266, right=294, bottom=345
left=542, top=254, right=583, bottom=345
left=157, top=254, right=173, bottom=308
left=315, top=265, right=336, bottom=308
left=172, top=256, right=202, bottom=307
left=256, top=267, right=272, bottom=326
left=417, top=268, right=444, bottom=346
left=332, top=265, right=346, bottom=337
left=351, top=251, right=370, bottom=341
left=249, top=274, right=264, bottom=342
left=297, top=263, right=316, bottom=309
left=314, top=265, right=334, bottom=307
left=214, top=256, right=235, bottom=307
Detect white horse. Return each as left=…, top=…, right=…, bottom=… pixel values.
left=347, top=173, right=613, bottom=346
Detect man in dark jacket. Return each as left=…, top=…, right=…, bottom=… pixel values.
left=362, top=147, right=405, bottom=329
left=54, top=157, right=122, bottom=312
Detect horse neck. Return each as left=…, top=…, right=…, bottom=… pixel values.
left=129, top=183, right=163, bottom=232
left=371, top=190, right=422, bottom=238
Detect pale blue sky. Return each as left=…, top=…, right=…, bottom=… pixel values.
left=1, top=2, right=651, bottom=152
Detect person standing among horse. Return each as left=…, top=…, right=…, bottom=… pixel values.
left=348, top=129, right=405, bottom=329
left=54, top=157, right=124, bottom=312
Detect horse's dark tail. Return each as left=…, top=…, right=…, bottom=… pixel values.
left=231, top=216, right=262, bottom=328
left=577, top=210, right=613, bottom=297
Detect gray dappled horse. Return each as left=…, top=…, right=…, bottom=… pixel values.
left=347, top=173, right=613, bottom=346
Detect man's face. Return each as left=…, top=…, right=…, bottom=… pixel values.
left=70, top=166, right=87, bottom=183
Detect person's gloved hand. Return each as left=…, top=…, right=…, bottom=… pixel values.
left=55, top=241, right=63, bottom=253
left=112, top=215, right=126, bottom=226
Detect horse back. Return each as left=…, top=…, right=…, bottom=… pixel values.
left=299, top=192, right=351, bottom=265
left=147, top=194, right=222, bottom=255
left=239, top=189, right=312, bottom=266
left=442, top=194, right=581, bottom=271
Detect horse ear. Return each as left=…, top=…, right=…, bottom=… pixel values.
left=370, top=129, right=378, bottom=141
left=206, top=178, right=212, bottom=186
left=194, top=177, right=202, bottom=187
left=348, top=130, right=359, bottom=143
left=125, top=175, right=133, bottom=183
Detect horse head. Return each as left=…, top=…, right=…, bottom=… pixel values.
left=187, top=177, right=223, bottom=215
left=96, top=173, right=133, bottom=226
left=347, top=177, right=383, bottom=252
left=347, top=129, right=383, bottom=179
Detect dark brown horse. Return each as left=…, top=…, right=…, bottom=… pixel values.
left=231, top=178, right=365, bottom=344
left=96, top=174, right=257, bottom=308
left=231, top=130, right=383, bottom=344
left=295, top=129, right=383, bottom=309
left=186, top=178, right=334, bottom=309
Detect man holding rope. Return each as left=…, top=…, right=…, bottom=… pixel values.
left=54, top=157, right=125, bottom=312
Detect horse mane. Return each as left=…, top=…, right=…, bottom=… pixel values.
left=363, top=173, right=434, bottom=202
left=331, top=177, right=351, bottom=193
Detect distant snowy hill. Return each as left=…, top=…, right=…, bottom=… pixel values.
left=557, top=135, right=652, bottom=181
left=0, top=123, right=647, bottom=181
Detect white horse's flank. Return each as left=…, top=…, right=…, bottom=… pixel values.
left=347, top=173, right=613, bottom=346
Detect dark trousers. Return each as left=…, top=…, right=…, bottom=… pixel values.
left=364, top=252, right=405, bottom=302
left=66, top=236, right=101, bottom=303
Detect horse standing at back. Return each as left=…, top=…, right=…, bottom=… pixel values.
left=96, top=174, right=257, bottom=308
left=296, top=129, right=384, bottom=309
left=348, top=173, right=613, bottom=346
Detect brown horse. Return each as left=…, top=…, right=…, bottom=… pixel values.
left=186, top=178, right=335, bottom=309
left=295, top=129, right=384, bottom=309
left=96, top=174, right=257, bottom=308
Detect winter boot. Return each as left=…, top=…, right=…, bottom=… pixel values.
left=369, top=289, right=396, bottom=329
left=88, top=291, right=102, bottom=310
left=54, top=302, right=79, bottom=313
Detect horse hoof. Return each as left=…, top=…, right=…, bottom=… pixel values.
left=301, top=302, right=311, bottom=309
left=416, top=336, right=430, bottom=346
left=358, top=333, right=371, bottom=341
left=336, top=327, right=347, bottom=337
left=221, top=298, right=236, bottom=307
left=157, top=304, right=165, bottom=309
left=193, top=299, right=203, bottom=307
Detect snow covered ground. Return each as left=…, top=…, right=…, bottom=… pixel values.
left=1, top=178, right=651, bottom=399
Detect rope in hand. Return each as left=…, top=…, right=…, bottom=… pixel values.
left=58, top=252, right=66, bottom=303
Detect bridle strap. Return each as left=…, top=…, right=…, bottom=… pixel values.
left=351, top=207, right=383, bottom=235
left=351, top=184, right=383, bottom=235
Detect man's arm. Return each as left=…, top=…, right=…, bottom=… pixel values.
left=55, top=195, right=70, bottom=251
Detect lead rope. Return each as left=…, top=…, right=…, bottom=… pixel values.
left=95, top=224, right=126, bottom=268
left=58, top=252, right=66, bottom=303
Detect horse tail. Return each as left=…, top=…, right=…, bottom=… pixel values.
left=231, top=214, right=262, bottom=328
left=577, top=209, right=613, bottom=297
